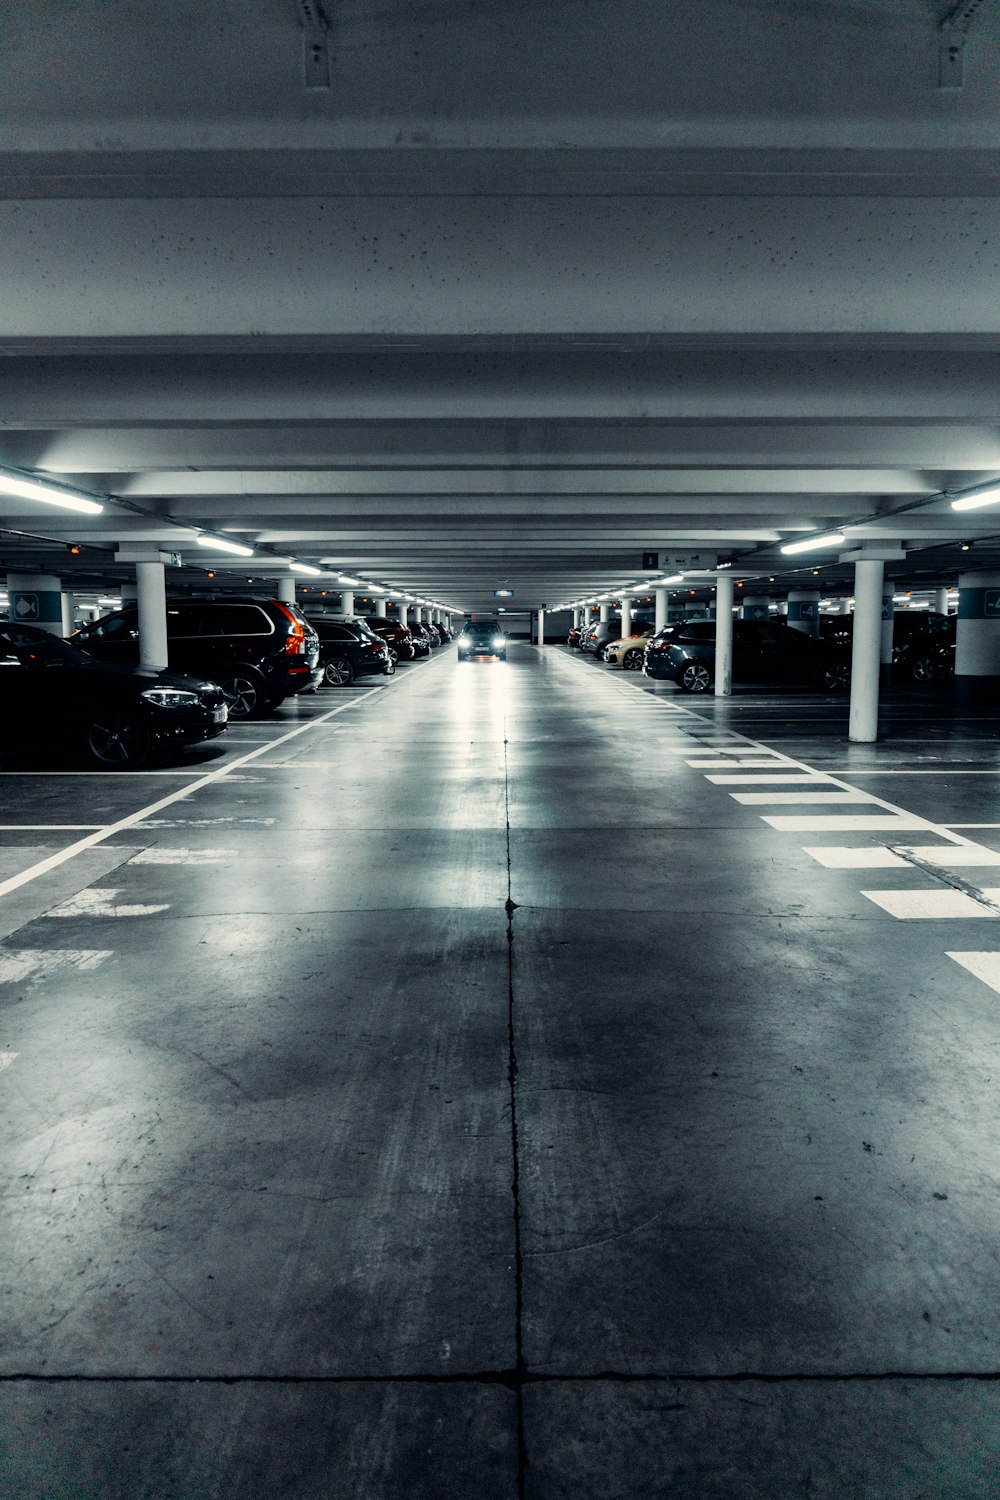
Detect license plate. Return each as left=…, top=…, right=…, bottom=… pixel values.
left=211, top=706, right=227, bottom=723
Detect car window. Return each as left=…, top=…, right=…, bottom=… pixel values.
left=200, top=604, right=273, bottom=637
left=84, top=610, right=139, bottom=642
left=0, top=627, right=83, bottom=669
left=166, top=605, right=205, bottom=638
left=677, top=622, right=714, bottom=641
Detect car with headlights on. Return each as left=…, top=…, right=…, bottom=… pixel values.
left=0, top=622, right=227, bottom=768
left=307, top=616, right=394, bottom=686
left=457, top=621, right=507, bottom=660
left=644, top=619, right=850, bottom=693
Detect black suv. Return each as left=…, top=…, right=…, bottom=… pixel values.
left=307, top=616, right=394, bottom=686
left=644, top=619, right=850, bottom=693
left=457, top=621, right=507, bottom=660
left=73, top=598, right=320, bottom=717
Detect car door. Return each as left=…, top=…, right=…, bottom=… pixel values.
left=0, top=627, right=87, bottom=745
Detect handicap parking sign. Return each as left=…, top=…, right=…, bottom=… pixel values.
left=13, top=594, right=38, bottom=620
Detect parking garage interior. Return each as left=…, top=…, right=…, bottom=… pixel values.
left=4, top=3, right=1000, bottom=1496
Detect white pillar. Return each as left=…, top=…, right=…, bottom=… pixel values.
left=741, top=595, right=770, bottom=622
left=654, top=588, right=667, bottom=632
left=136, top=561, right=169, bottom=670
left=120, top=583, right=138, bottom=605
left=715, top=572, right=735, bottom=697
left=275, top=576, right=296, bottom=606
left=955, top=570, right=1000, bottom=703
left=935, top=587, right=950, bottom=615
left=60, top=591, right=75, bottom=638
left=787, top=588, right=821, bottom=636
left=599, top=603, right=610, bottom=623
left=6, top=573, right=64, bottom=637
left=537, top=608, right=545, bottom=646
left=398, top=602, right=408, bottom=627
left=620, top=596, right=632, bottom=638
left=340, top=589, right=355, bottom=615
left=572, top=607, right=581, bottom=629
left=880, top=578, right=895, bottom=687
left=836, top=598, right=851, bottom=615
left=849, top=559, right=884, bottom=744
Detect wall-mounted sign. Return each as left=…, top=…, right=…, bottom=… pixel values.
left=642, top=551, right=718, bottom=571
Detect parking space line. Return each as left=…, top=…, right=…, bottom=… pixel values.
left=862, top=889, right=996, bottom=920
left=0, top=688, right=383, bottom=903
left=947, top=952, right=1000, bottom=992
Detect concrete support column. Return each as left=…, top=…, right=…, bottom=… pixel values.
left=6, top=573, right=64, bottom=637
left=60, top=591, right=75, bottom=638
left=620, top=596, right=632, bottom=639
left=935, top=587, right=950, bottom=615
left=880, top=579, right=895, bottom=688
left=275, top=576, right=296, bottom=606
left=120, top=584, right=138, bottom=605
left=572, top=607, right=581, bottom=629
left=787, top=589, right=821, bottom=636
left=741, top=595, right=770, bottom=622
left=135, top=561, right=169, bottom=670
left=956, top=570, right=1000, bottom=703
left=835, top=598, right=851, bottom=615
left=398, top=603, right=408, bottom=627
left=340, top=590, right=355, bottom=615
left=654, top=588, right=668, bottom=633
left=538, top=608, right=545, bottom=647
left=849, top=559, right=884, bottom=744
left=715, top=572, right=735, bottom=698
left=599, top=603, right=610, bottom=623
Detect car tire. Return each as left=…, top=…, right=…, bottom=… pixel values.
left=387, top=645, right=399, bottom=664
left=384, top=657, right=396, bottom=676
left=85, top=710, right=152, bottom=768
left=679, top=661, right=712, bottom=693
left=822, top=662, right=851, bottom=692
left=218, top=671, right=269, bottom=718
left=623, top=649, right=644, bottom=671
left=323, top=657, right=355, bottom=687
left=910, top=654, right=936, bottom=683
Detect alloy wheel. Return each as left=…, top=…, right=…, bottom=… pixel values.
left=86, top=712, right=152, bottom=768
left=219, top=673, right=263, bottom=717
left=680, top=661, right=712, bottom=693
left=324, top=657, right=354, bottom=687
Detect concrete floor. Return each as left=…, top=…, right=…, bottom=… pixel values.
left=2, top=642, right=1000, bottom=1497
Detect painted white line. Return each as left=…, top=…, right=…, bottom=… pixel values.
left=129, top=848, right=236, bottom=865
left=0, top=688, right=384, bottom=903
left=862, top=889, right=994, bottom=919
left=686, top=759, right=787, bottom=770
left=0, top=825, right=106, bottom=831
left=0, top=771, right=210, bottom=778
left=906, top=845, right=1000, bottom=868
left=803, top=846, right=910, bottom=869
left=0, top=950, right=113, bottom=983
left=947, top=952, right=1000, bottom=993
left=0, top=1052, right=16, bottom=1070
left=835, top=769, right=1000, bottom=776
left=944, top=824, right=1000, bottom=830
left=44, top=888, right=170, bottom=918
left=707, top=774, right=827, bottom=785
left=763, top=814, right=927, bottom=832
left=732, top=790, right=869, bottom=806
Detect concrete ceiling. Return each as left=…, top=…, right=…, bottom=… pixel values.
left=2, top=0, right=1000, bottom=614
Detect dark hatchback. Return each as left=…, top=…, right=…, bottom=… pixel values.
left=307, top=616, right=394, bottom=686
left=0, top=622, right=228, bottom=768
left=457, top=621, right=507, bottom=660
left=644, top=619, right=850, bottom=692
left=73, top=598, right=320, bottom=718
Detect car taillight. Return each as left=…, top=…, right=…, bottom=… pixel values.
left=274, top=603, right=309, bottom=655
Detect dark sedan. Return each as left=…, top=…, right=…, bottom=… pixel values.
left=0, top=622, right=228, bottom=767
left=307, top=616, right=394, bottom=686
left=644, top=619, right=850, bottom=692
left=457, top=621, right=507, bottom=660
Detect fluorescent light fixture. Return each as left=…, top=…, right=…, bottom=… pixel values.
left=197, top=534, right=255, bottom=558
left=337, top=575, right=361, bottom=587
left=98, top=597, right=122, bottom=606
left=659, top=573, right=685, bottom=585
left=0, top=467, right=104, bottom=515
left=950, top=487, right=1000, bottom=511
left=290, top=562, right=323, bottom=576
left=779, top=532, right=846, bottom=555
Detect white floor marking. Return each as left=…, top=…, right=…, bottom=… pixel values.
left=44, top=888, right=170, bottom=918
left=944, top=824, right=1000, bottom=830
left=0, top=950, right=113, bottom=983
left=732, top=790, right=869, bottom=806
left=129, top=848, right=237, bottom=865
left=0, top=825, right=106, bottom=831
left=861, top=889, right=994, bottom=919
left=0, top=685, right=388, bottom=903
left=906, top=845, right=1000, bottom=867
left=803, top=846, right=910, bottom=869
left=946, top=951, right=1000, bottom=993
left=763, top=814, right=927, bottom=831
left=708, top=773, right=827, bottom=785
left=0, top=1052, right=16, bottom=1070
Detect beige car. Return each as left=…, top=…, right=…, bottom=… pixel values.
left=603, top=627, right=654, bottom=670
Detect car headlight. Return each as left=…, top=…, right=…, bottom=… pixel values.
left=140, top=688, right=201, bottom=708
left=492, top=638, right=504, bottom=649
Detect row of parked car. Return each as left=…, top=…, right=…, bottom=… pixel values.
left=568, top=610, right=956, bottom=692
left=0, top=597, right=452, bottom=769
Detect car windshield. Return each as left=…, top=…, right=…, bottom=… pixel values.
left=0, top=627, right=91, bottom=668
